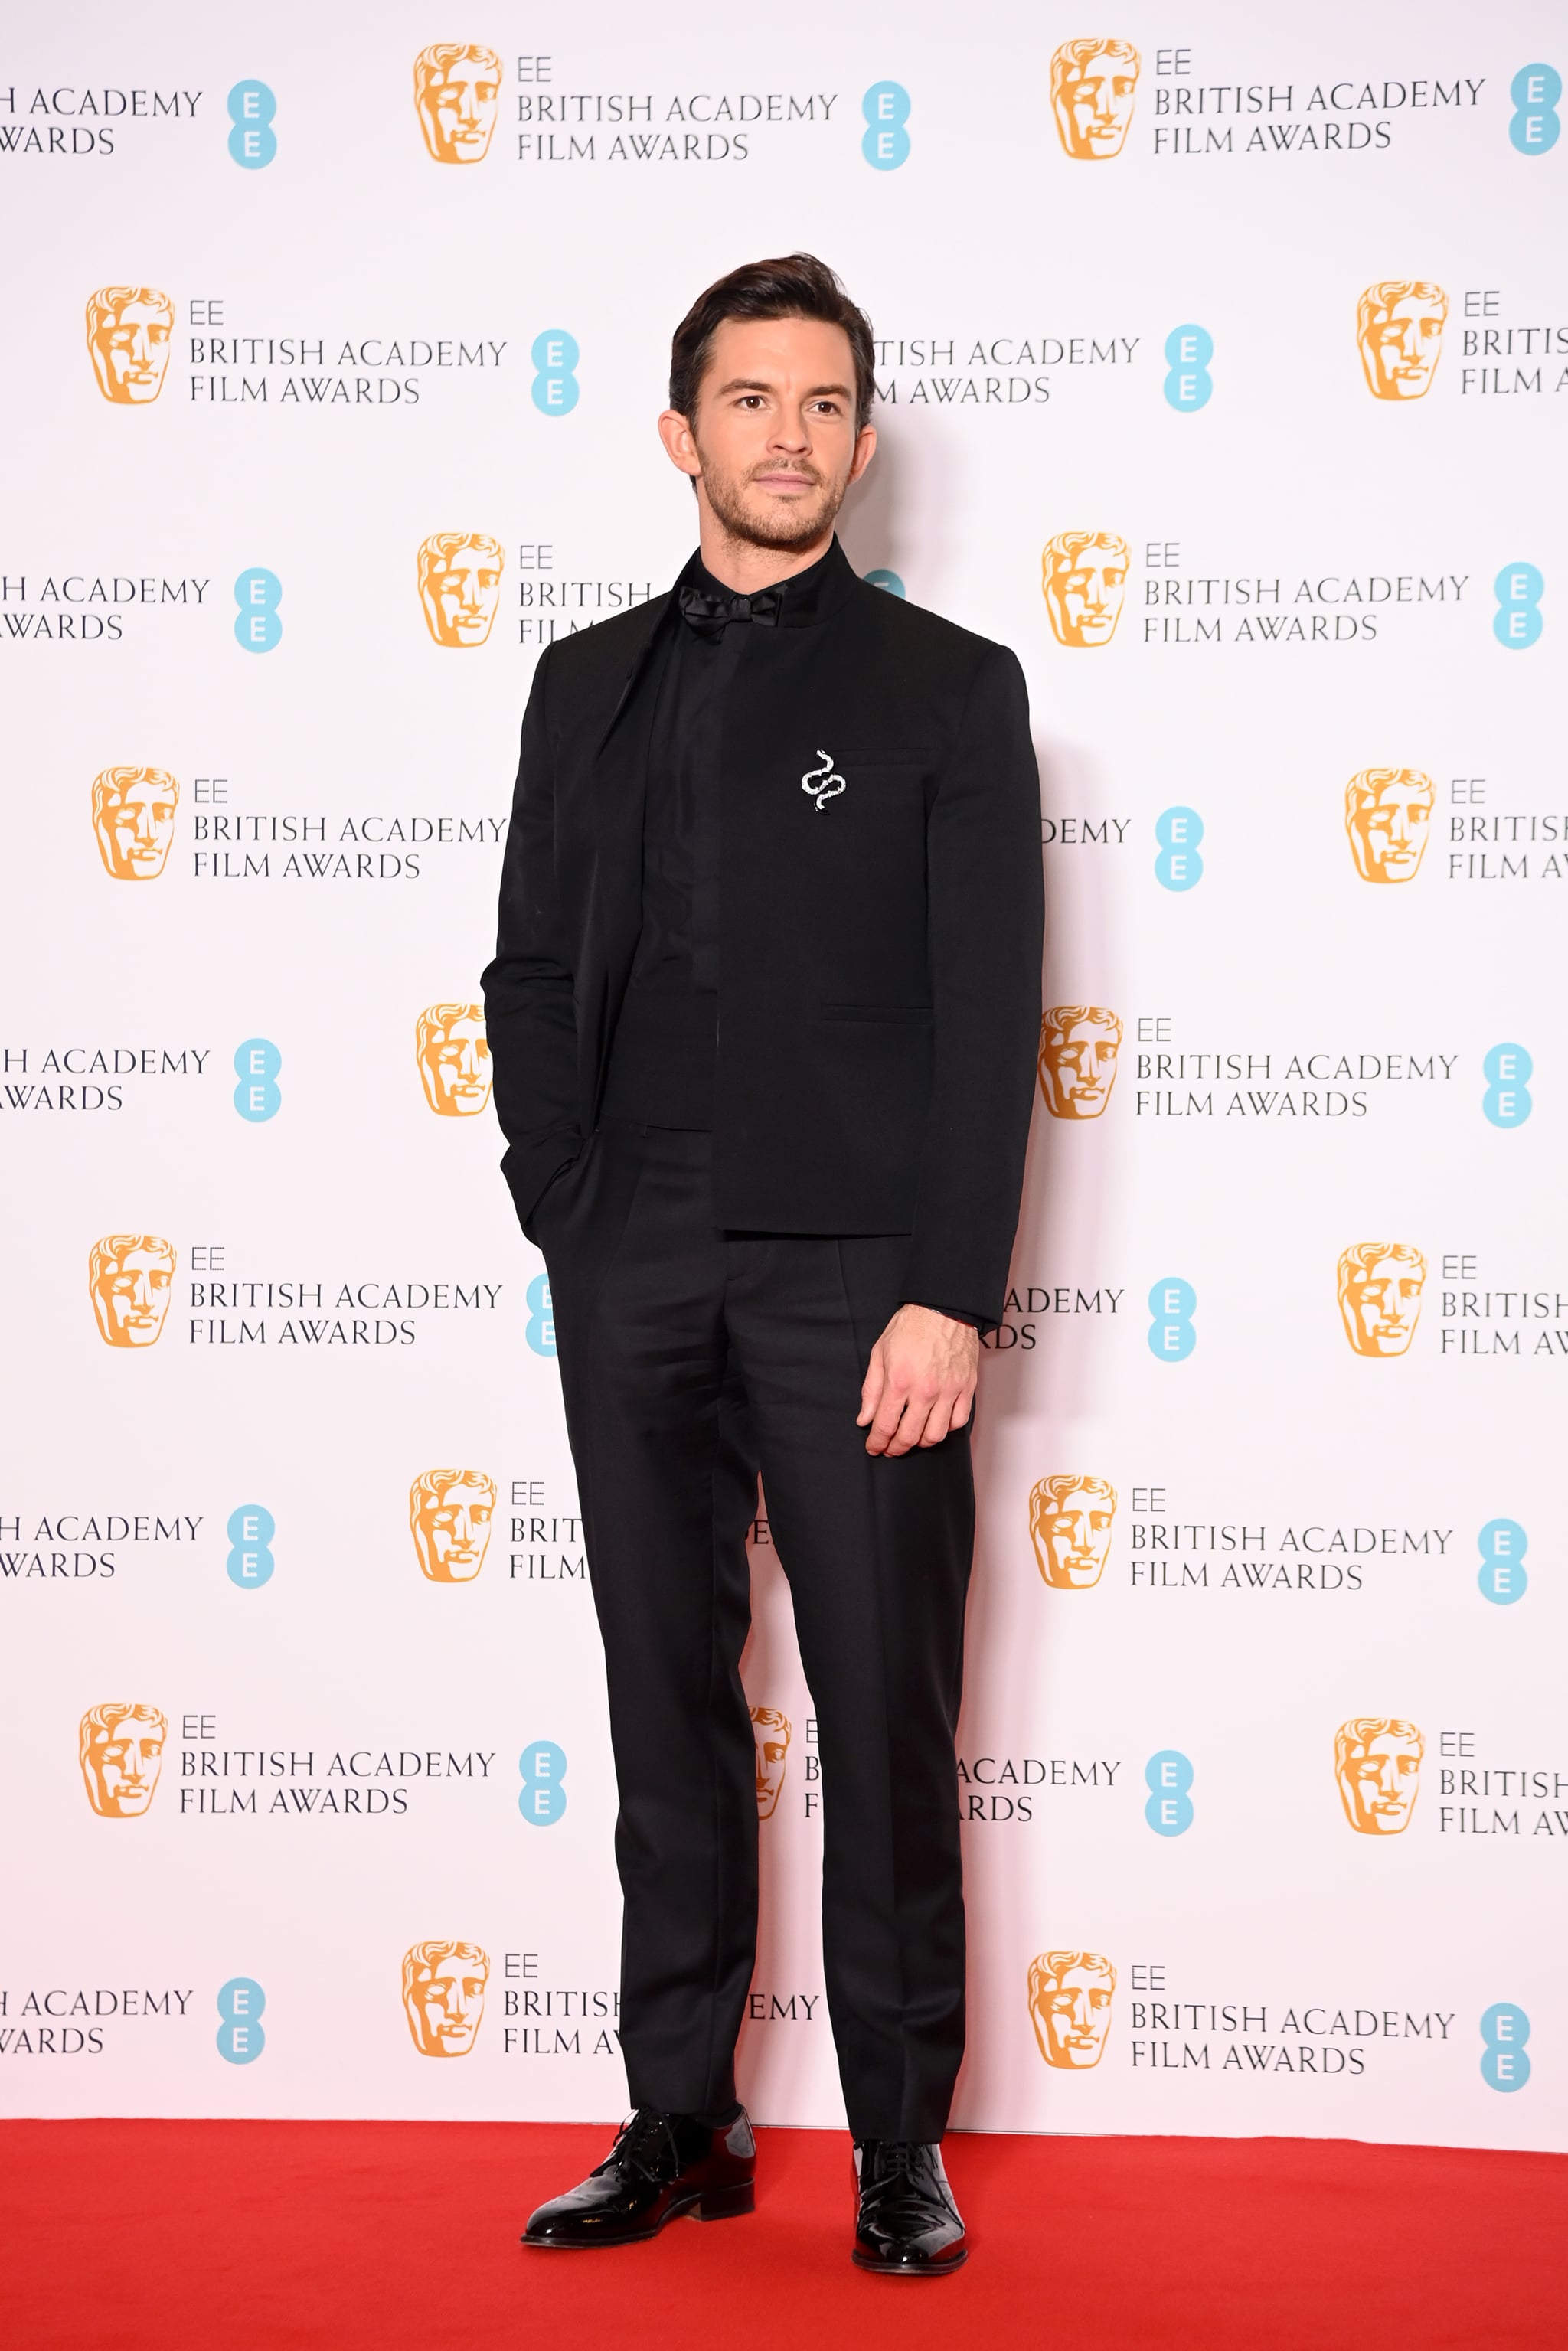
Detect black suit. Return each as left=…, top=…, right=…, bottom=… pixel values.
left=483, top=540, right=1041, bottom=2139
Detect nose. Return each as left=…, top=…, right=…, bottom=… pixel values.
left=458, top=1040, right=480, bottom=1078
left=130, top=1270, right=154, bottom=1311
left=129, top=324, right=152, bottom=365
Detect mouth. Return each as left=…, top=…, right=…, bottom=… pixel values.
left=751, top=472, right=819, bottom=496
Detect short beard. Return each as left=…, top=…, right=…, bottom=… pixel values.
left=697, top=452, right=848, bottom=553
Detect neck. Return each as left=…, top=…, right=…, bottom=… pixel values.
left=693, top=488, right=837, bottom=595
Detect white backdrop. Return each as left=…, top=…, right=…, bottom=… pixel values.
left=3, top=0, right=1564, bottom=2152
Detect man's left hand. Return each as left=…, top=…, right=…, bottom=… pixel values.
left=857, top=1304, right=980, bottom=1458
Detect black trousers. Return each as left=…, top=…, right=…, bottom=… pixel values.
left=535, top=1121, right=973, bottom=2142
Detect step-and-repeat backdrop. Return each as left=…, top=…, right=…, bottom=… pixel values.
left=3, top=0, right=1563, bottom=2152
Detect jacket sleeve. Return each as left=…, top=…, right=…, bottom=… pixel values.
left=900, top=641, right=1043, bottom=1327
left=480, top=645, right=583, bottom=1232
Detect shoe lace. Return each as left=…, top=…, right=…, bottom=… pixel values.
left=606, top=2107, right=677, bottom=2183
left=861, top=2141, right=952, bottom=2221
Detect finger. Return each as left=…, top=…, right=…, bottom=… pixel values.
left=949, top=1384, right=975, bottom=1431
left=856, top=1354, right=886, bottom=1429
left=918, top=1395, right=956, bottom=1448
left=881, top=1388, right=936, bottom=1458
left=864, top=1382, right=910, bottom=1455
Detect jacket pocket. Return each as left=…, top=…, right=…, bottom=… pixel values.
left=819, top=1004, right=933, bottom=1024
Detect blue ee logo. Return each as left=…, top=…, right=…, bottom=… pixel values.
left=1145, top=1750, right=1194, bottom=1836
left=227, top=1505, right=275, bottom=1589
left=525, top=1272, right=556, bottom=1357
left=1164, top=325, right=1213, bottom=411
left=1510, top=64, right=1561, bottom=154
left=519, top=1742, right=567, bottom=1824
left=227, top=82, right=277, bottom=168
left=1481, top=2003, right=1531, bottom=2091
left=531, top=330, right=579, bottom=416
left=234, top=569, right=282, bottom=653
left=1494, top=563, right=1543, bottom=650
left=1478, top=1518, right=1527, bottom=1606
left=864, top=568, right=906, bottom=597
left=862, top=83, right=910, bottom=170
left=1155, top=806, right=1204, bottom=890
left=234, top=1037, right=282, bottom=1121
left=217, top=1977, right=266, bottom=2062
left=1148, top=1278, right=1197, bottom=1362
left=1483, top=1043, right=1532, bottom=1128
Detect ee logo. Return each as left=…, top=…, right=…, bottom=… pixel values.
left=1148, top=1278, right=1197, bottom=1363
left=525, top=1272, right=556, bottom=1357
left=1478, top=1518, right=1527, bottom=1606
left=217, top=1977, right=266, bottom=2062
left=1145, top=1750, right=1194, bottom=1836
left=227, top=1504, right=276, bottom=1589
left=227, top=81, right=276, bottom=168
left=1164, top=325, right=1213, bottom=411
left=519, top=1742, right=567, bottom=1825
left=531, top=330, right=579, bottom=416
left=1494, top=563, right=1543, bottom=650
left=1155, top=806, right=1204, bottom=890
left=862, top=82, right=910, bottom=170
left=1481, top=2003, right=1531, bottom=2091
left=1482, top=1042, right=1532, bottom=1128
left=234, top=1037, right=282, bottom=1122
left=1509, top=64, right=1560, bottom=154
left=864, top=568, right=906, bottom=596
left=234, top=569, right=282, bottom=653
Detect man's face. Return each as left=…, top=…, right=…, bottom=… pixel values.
left=417, top=53, right=500, bottom=162
left=1054, top=51, right=1139, bottom=158
left=1032, top=1486, right=1115, bottom=1589
left=407, top=1956, right=488, bottom=2054
left=423, top=546, right=502, bottom=648
left=91, top=297, right=173, bottom=403
left=1361, top=295, right=1446, bottom=400
left=421, top=1014, right=492, bottom=1112
left=83, top=1713, right=165, bottom=1817
left=1044, top=543, right=1127, bottom=647
left=669, top=315, right=874, bottom=556
left=93, top=1245, right=175, bottom=1347
left=1348, top=776, right=1432, bottom=883
left=1033, top=1966, right=1114, bottom=2067
left=1341, top=1253, right=1425, bottom=1357
left=1038, top=1018, right=1120, bottom=1116
left=416, top=1481, right=494, bottom=1581
left=97, top=773, right=178, bottom=880
left=1340, top=1733, right=1423, bottom=1833
left=753, top=1719, right=790, bottom=1817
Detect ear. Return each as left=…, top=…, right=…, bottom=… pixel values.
left=658, top=408, right=701, bottom=479
left=847, top=422, right=877, bottom=486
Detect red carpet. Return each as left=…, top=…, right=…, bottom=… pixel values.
left=2, top=2121, right=1563, bottom=2350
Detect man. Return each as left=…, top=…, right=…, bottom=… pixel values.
left=483, top=254, right=1042, bottom=2274
left=1037, top=1004, right=1122, bottom=1118
left=1334, top=1718, right=1425, bottom=1835
left=85, top=285, right=175, bottom=404
left=1027, top=1950, right=1116, bottom=2068
left=79, top=1701, right=168, bottom=1817
left=1028, top=1474, right=1119, bottom=1589
left=1344, top=767, right=1434, bottom=884
left=1336, top=1240, right=1427, bottom=1357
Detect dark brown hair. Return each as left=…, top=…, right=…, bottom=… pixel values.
left=669, top=253, right=877, bottom=433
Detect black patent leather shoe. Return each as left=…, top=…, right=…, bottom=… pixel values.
left=521, top=2107, right=756, bottom=2248
left=852, top=2140, right=967, bottom=2274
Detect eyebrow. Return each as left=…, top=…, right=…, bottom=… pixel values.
left=713, top=377, right=855, bottom=402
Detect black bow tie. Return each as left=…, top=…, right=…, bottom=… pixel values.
left=678, top=583, right=782, bottom=639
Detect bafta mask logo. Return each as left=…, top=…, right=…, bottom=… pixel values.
left=1335, top=1717, right=1424, bottom=1836
left=1038, top=1006, right=1122, bottom=1118
left=413, top=43, right=502, bottom=163
left=750, top=1706, right=792, bottom=1819
left=402, top=1940, right=490, bottom=2056
left=89, top=1234, right=176, bottom=1348
left=410, top=1469, right=496, bottom=1582
left=1042, top=531, right=1129, bottom=648
left=1357, top=281, right=1449, bottom=401
left=93, top=766, right=180, bottom=881
left=418, top=532, right=505, bottom=648
left=416, top=1002, right=492, bottom=1116
left=1337, top=1242, right=1426, bottom=1359
left=1029, top=1950, right=1116, bottom=2069
left=1030, top=1477, right=1118, bottom=1591
left=1345, top=769, right=1434, bottom=885
left=86, top=285, right=175, bottom=404
left=80, top=1702, right=167, bottom=1818
left=1050, top=39, right=1142, bottom=159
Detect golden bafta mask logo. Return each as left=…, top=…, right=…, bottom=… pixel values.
left=1335, top=1717, right=1424, bottom=1836
left=89, top=1234, right=176, bottom=1348
left=1030, top=1477, right=1118, bottom=1591
left=1344, top=769, right=1434, bottom=885
left=1038, top=1006, right=1122, bottom=1118
left=1357, top=281, right=1449, bottom=401
left=750, top=1706, right=792, bottom=1819
left=416, top=1002, right=492, bottom=1116
left=413, top=43, right=502, bottom=162
left=410, top=1469, right=496, bottom=1582
left=1050, top=39, right=1141, bottom=158
left=1029, top=1949, right=1116, bottom=2068
left=402, top=1940, right=490, bottom=2056
left=86, top=286, right=175, bottom=404
left=1042, top=532, right=1129, bottom=648
left=1337, top=1242, right=1426, bottom=1359
left=93, top=766, right=180, bottom=881
left=417, top=533, right=505, bottom=648
left=80, top=1702, right=167, bottom=1818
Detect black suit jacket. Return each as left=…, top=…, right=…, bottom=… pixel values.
left=482, top=540, right=1043, bottom=1326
